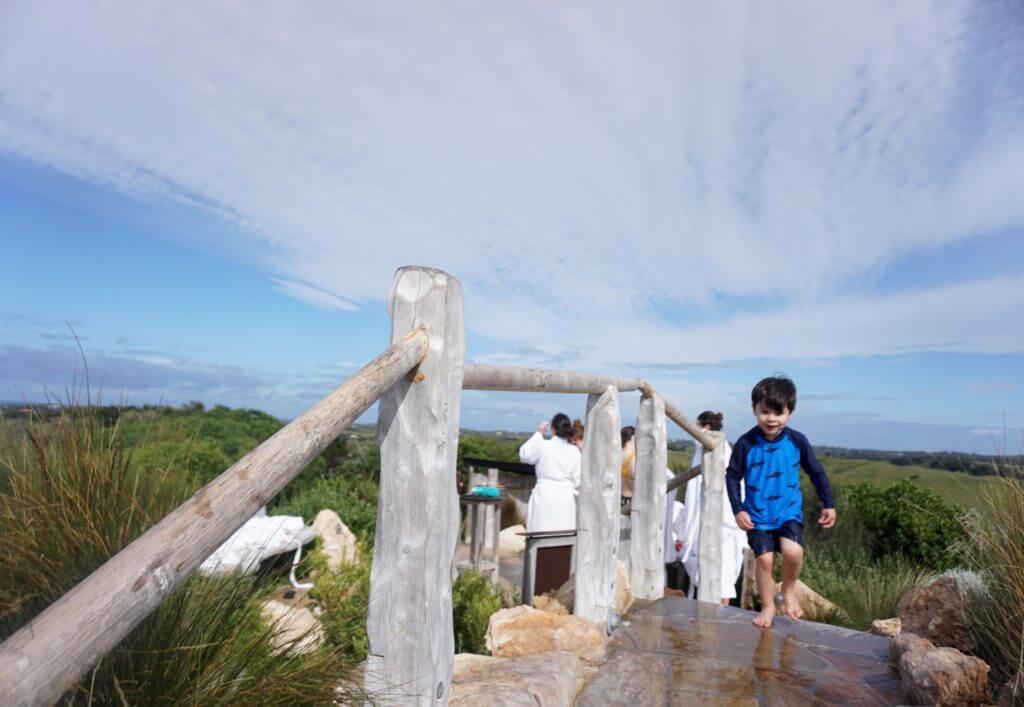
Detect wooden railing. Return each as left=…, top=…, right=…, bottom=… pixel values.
left=0, top=265, right=730, bottom=706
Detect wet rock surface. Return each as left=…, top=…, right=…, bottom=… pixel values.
left=576, top=596, right=913, bottom=705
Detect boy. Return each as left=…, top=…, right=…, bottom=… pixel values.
left=726, top=375, right=836, bottom=628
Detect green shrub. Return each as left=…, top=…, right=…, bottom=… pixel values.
left=312, top=543, right=372, bottom=664
left=452, top=570, right=504, bottom=654
left=271, top=475, right=378, bottom=540
left=846, top=480, right=966, bottom=569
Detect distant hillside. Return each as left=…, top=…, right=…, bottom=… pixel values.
left=820, top=455, right=1002, bottom=509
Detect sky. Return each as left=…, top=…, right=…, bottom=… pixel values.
left=1, top=1, right=1023, bottom=453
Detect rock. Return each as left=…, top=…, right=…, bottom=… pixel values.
left=870, top=617, right=902, bottom=638
left=549, top=563, right=631, bottom=617
left=312, top=509, right=359, bottom=571
left=616, top=560, right=634, bottom=615
left=998, top=674, right=1023, bottom=706
left=532, top=593, right=569, bottom=615
left=451, top=651, right=594, bottom=707
left=891, top=632, right=990, bottom=705
left=890, top=632, right=936, bottom=663
left=499, top=524, right=526, bottom=557
left=486, top=605, right=607, bottom=663
left=261, top=599, right=324, bottom=655
left=773, top=579, right=841, bottom=621
left=899, top=571, right=983, bottom=653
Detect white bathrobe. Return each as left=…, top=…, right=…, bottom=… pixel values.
left=680, top=444, right=748, bottom=600
left=519, top=432, right=581, bottom=532
left=663, top=468, right=681, bottom=563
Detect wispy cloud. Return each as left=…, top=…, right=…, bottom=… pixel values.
left=0, top=1, right=1022, bottom=371
left=270, top=278, right=357, bottom=312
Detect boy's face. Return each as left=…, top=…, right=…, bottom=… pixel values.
left=753, top=402, right=791, bottom=439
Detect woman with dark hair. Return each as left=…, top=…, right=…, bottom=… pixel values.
left=519, top=412, right=582, bottom=531
left=679, top=411, right=748, bottom=604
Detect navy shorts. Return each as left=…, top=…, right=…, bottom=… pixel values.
left=747, top=520, right=803, bottom=557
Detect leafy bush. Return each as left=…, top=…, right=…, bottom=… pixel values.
left=963, top=470, right=1024, bottom=690
left=452, top=570, right=504, bottom=654
left=312, top=543, right=372, bottom=664
left=271, top=475, right=379, bottom=541
left=845, top=480, right=966, bottom=569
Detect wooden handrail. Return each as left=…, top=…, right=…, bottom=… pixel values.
left=640, top=382, right=716, bottom=450
left=0, top=331, right=429, bottom=707
left=461, top=365, right=714, bottom=450
left=463, top=364, right=643, bottom=394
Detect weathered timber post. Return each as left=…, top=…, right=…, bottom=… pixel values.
left=575, top=386, right=622, bottom=627
left=697, top=431, right=727, bottom=603
left=630, top=392, right=667, bottom=600
left=366, top=267, right=465, bottom=705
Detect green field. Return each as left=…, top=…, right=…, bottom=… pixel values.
left=666, top=447, right=1002, bottom=510
left=820, top=456, right=1001, bottom=509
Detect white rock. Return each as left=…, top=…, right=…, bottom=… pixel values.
left=499, top=524, right=526, bottom=557
left=451, top=651, right=593, bottom=707
left=312, top=508, right=359, bottom=571
left=261, top=599, right=324, bottom=655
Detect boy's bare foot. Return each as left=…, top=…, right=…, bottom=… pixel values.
left=752, top=606, right=775, bottom=628
left=782, top=591, right=804, bottom=621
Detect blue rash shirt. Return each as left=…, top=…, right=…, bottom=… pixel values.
left=725, top=426, right=834, bottom=531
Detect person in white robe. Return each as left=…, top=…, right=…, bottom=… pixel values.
left=680, top=411, right=748, bottom=604
left=519, top=413, right=581, bottom=532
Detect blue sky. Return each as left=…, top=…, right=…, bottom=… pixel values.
left=1, top=1, right=1023, bottom=453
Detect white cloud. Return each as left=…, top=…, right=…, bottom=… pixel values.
left=271, top=278, right=358, bottom=312
left=1, top=0, right=1022, bottom=366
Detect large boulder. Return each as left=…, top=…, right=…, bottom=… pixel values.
left=773, top=579, right=841, bottom=621
left=312, top=509, right=359, bottom=571
left=890, top=632, right=990, bottom=706
left=899, top=571, right=983, bottom=652
left=451, top=651, right=593, bottom=707
left=498, top=524, right=526, bottom=557
left=486, top=605, right=607, bottom=663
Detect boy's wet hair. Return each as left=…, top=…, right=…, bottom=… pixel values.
left=751, top=375, right=797, bottom=414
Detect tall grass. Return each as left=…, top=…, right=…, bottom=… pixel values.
left=963, top=468, right=1024, bottom=692
left=0, top=405, right=366, bottom=704
left=0, top=406, right=188, bottom=635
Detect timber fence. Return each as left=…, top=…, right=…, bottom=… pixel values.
left=0, top=266, right=732, bottom=706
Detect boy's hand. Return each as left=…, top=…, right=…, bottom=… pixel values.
left=537, top=421, right=549, bottom=434
left=818, top=508, right=837, bottom=528
left=735, top=511, right=754, bottom=530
